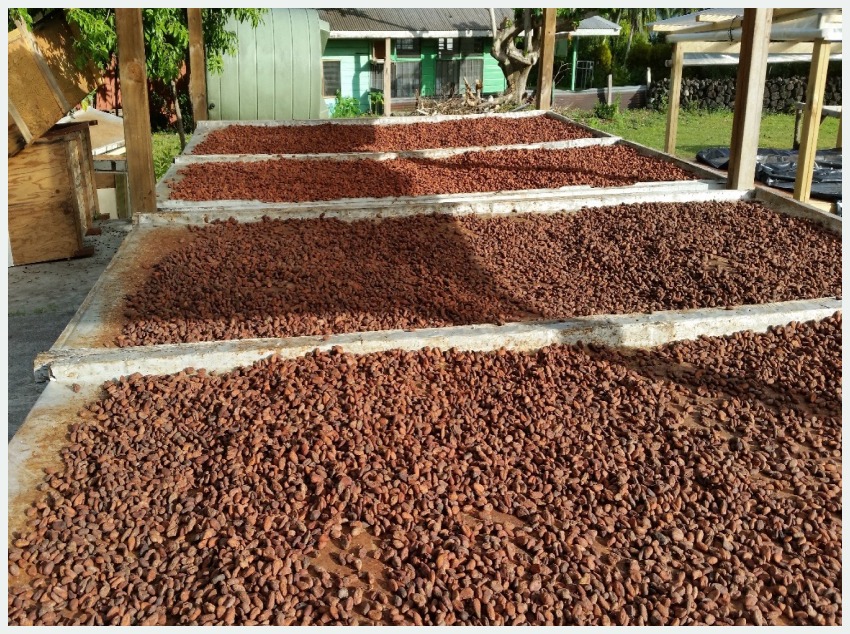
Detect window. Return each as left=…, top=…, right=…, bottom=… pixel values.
left=439, top=38, right=485, bottom=58
left=322, top=60, right=341, bottom=97
left=459, top=37, right=485, bottom=56
left=395, top=38, right=420, bottom=58
left=438, top=37, right=455, bottom=57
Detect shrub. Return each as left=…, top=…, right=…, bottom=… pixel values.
left=332, top=91, right=361, bottom=118
left=592, top=101, right=619, bottom=120
left=368, top=90, right=384, bottom=115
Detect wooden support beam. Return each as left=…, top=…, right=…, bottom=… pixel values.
left=115, top=9, right=156, bottom=215
left=794, top=39, right=831, bottom=202
left=726, top=8, right=773, bottom=190
left=187, top=8, right=207, bottom=124
left=678, top=39, right=841, bottom=56
left=535, top=8, right=557, bottom=110
left=664, top=43, right=684, bottom=155
left=383, top=38, right=392, bottom=116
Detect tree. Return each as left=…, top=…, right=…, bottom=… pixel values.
left=10, top=9, right=267, bottom=147
left=489, top=8, right=582, bottom=104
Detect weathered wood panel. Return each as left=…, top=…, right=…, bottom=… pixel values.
left=8, top=141, right=84, bottom=265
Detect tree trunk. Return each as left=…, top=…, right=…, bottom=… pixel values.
left=171, top=80, right=186, bottom=151
left=523, top=9, right=531, bottom=55
left=512, top=66, right=532, bottom=102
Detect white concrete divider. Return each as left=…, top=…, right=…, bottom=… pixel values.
left=153, top=175, right=727, bottom=218
left=37, top=297, right=842, bottom=385
left=174, top=135, right=621, bottom=165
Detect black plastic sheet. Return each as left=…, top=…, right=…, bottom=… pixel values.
left=696, top=147, right=842, bottom=202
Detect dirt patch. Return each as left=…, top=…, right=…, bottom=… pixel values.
left=167, top=145, right=697, bottom=203
left=8, top=316, right=842, bottom=625
left=192, top=115, right=591, bottom=155
left=118, top=201, right=841, bottom=346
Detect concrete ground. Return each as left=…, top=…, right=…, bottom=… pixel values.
left=7, top=220, right=131, bottom=439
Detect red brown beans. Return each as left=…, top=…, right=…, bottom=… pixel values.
left=119, top=201, right=840, bottom=347
left=8, top=315, right=842, bottom=625
left=168, top=145, right=697, bottom=203
left=192, top=116, right=591, bottom=155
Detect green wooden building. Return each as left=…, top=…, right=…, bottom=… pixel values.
left=318, top=9, right=511, bottom=113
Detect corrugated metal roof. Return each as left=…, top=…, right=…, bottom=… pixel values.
left=575, top=15, right=621, bottom=33
left=318, top=8, right=512, bottom=36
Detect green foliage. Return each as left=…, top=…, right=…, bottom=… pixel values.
left=8, top=7, right=34, bottom=30
left=368, top=90, right=384, bottom=114
left=152, top=132, right=185, bottom=180
left=332, top=91, right=361, bottom=118
left=10, top=8, right=267, bottom=83
left=596, top=40, right=612, bottom=74
left=592, top=101, right=620, bottom=121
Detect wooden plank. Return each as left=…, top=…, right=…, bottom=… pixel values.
left=794, top=39, right=831, bottom=203
left=384, top=39, right=392, bottom=116
left=727, top=9, right=773, bottom=190
left=78, top=127, right=100, bottom=229
left=95, top=172, right=116, bottom=189
left=8, top=101, right=32, bottom=144
left=8, top=111, right=28, bottom=157
left=664, top=43, right=684, bottom=155
left=8, top=141, right=84, bottom=265
left=680, top=40, right=842, bottom=55
left=116, top=9, right=156, bottom=215
left=15, top=20, right=72, bottom=113
left=187, top=8, right=207, bottom=123
left=535, top=9, right=557, bottom=110
left=7, top=34, right=63, bottom=143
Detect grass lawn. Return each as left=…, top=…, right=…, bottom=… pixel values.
left=561, top=107, right=841, bottom=160
left=152, top=132, right=190, bottom=181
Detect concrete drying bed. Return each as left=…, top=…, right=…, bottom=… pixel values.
left=164, top=145, right=700, bottom=205
left=188, top=111, right=595, bottom=156
left=9, top=315, right=842, bottom=625
left=37, top=187, right=841, bottom=383
left=156, top=135, right=725, bottom=217
left=125, top=199, right=840, bottom=346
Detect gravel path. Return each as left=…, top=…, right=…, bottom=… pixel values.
left=192, top=116, right=591, bottom=155
left=9, top=315, right=842, bottom=625
left=168, top=145, right=697, bottom=203
left=119, top=201, right=841, bottom=347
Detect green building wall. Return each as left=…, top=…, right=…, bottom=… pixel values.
left=322, top=39, right=372, bottom=113
left=323, top=37, right=506, bottom=112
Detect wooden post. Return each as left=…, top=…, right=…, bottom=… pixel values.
left=607, top=74, right=613, bottom=106
left=187, top=8, right=207, bottom=124
left=727, top=8, right=773, bottom=190
left=664, top=43, right=684, bottom=155
left=115, top=9, right=156, bottom=215
left=383, top=38, right=392, bottom=116
left=793, top=39, right=831, bottom=202
left=535, top=8, right=557, bottom=110
left=646, top=67, right=651, bottom=88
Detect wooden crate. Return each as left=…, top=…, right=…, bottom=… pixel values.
left=8, top=124, right=100, bottom=265
left=7, top=15, right=100, bottom=157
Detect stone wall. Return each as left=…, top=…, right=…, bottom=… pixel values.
left=647, top=76, right=842, bottom=112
